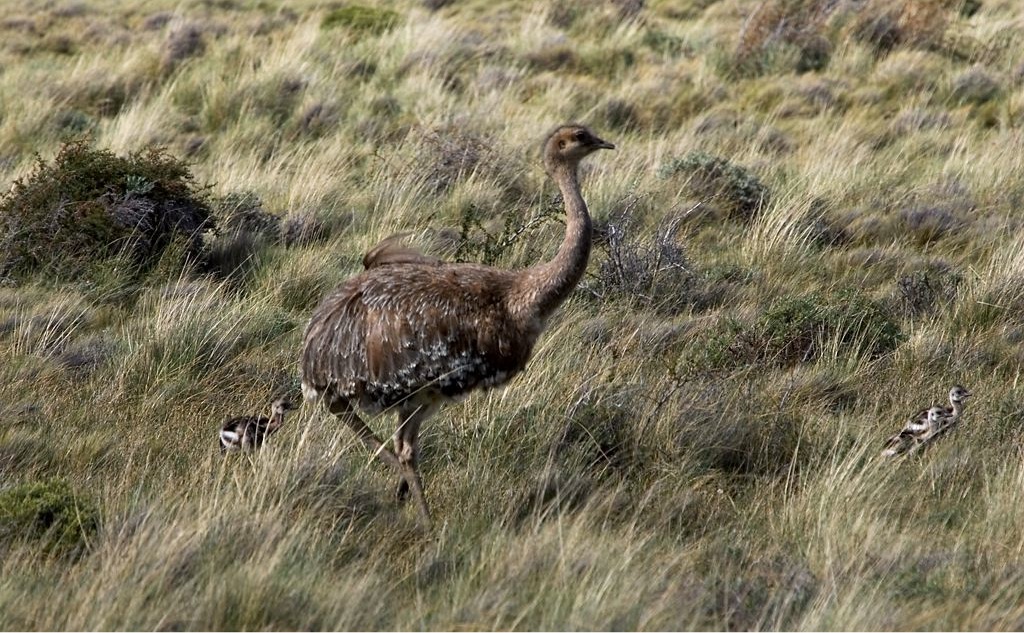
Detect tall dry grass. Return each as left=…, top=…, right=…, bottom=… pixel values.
left=2, top=0, right=1024, bottom=629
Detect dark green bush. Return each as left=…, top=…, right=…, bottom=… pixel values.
left=0, top=478, right=99, bottom=556
left=321, top=6, right=399, bottom=35
left=658, top=151, right=769, bottom=220
left=687, top=290, right=903, bottom=372
left=682, top=317, right=748, bottom=376
left=756, top=295, right=835, bottom=364
left=0, top=140, right=213, bottom=283
left=753, top=290, right=903, bottom=365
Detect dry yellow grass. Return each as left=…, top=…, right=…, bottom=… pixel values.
left=2, top=0, right=1024, bottom=629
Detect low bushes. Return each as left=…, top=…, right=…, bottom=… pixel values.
left=0, top=478, right=99, bottom=556
left=659, top=151, right=769, bottom=221
left=0, top=141, right=213, bottom=284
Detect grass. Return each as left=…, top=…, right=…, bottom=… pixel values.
left=1, top=0, right=1024, bottom=629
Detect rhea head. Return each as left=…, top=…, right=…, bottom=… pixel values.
left=271, top=398, right=296, bottom=417
left=543, top=124, right=615, bottom=174
left=949, top=385, right=972, bottom=404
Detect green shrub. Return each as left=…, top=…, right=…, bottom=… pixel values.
left=753, top=290, right=903, bottom=365
left=658, top=151, right=770, bottom=220
left=682, top=317, right=747, bottom=375
left=0, top=140, right=214, bottom=284
left=0, top=478, right=99, bottom=556
left=689, top=290, right=903, bottom=372
left=321, top=6, right=400, bottom=35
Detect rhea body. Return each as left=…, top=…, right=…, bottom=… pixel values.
left=300, top=125, right=615, bottom=526
left=219, top=398, right=295, bottom=452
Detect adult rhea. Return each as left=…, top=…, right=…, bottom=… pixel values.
left=300, top=124, right=614, bottom=526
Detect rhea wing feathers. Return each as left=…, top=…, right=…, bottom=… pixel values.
left=301, top=263, right=532, bottom=412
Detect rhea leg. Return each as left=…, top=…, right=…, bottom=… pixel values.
left=327, top=397, right=402, bottom=471
left=393, top=403, right=436, bottom=527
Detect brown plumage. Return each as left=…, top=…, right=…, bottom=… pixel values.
left=300, top=124, right=615, bottom=527
left=219, top=398, right=295, bottom=453
left=361, top=232, right=440, bottom=269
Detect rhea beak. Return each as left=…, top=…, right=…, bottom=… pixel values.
left=594, top=138, right=616, bottom=150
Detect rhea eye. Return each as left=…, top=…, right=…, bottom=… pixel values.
left=574, top=130, right=585, bottom=141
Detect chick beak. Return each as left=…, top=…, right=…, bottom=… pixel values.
left=594, top=138, right=616, bottom=150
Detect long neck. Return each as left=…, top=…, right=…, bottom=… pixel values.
left=950, top=398, right=963, bottom=417
left=516, top=163, right=592, bottom=320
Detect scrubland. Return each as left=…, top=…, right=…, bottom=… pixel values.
left=2, top=0, right=1024, bottom=629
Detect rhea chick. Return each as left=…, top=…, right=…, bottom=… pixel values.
left=882, top=385, right=973, bottom=458
left=936, top=384, right=972, bottom=421
left=219, top=398, right=295, bottom=453
left=919, top=384, right=972, bottom=444
left=882, top=406, right=946, bottom=458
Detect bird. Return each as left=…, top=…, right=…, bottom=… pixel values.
left=882, top=406, right=945, bottom=457
left=882, top=385, right=973, bottom=458
left=937, top=384, right=972, bottom=421
left=300, top=124, right=615, bottom=527
left=904, top=384, right=972, bottom=434
left=917, top=384, right=972, bottom=445
left=219, top=398, right=295, bottom=453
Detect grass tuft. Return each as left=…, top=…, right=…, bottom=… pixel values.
left=321, top=6, right=400, bottom=35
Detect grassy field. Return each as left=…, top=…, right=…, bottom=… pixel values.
left=2, top=0, right=1024, bottom=629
